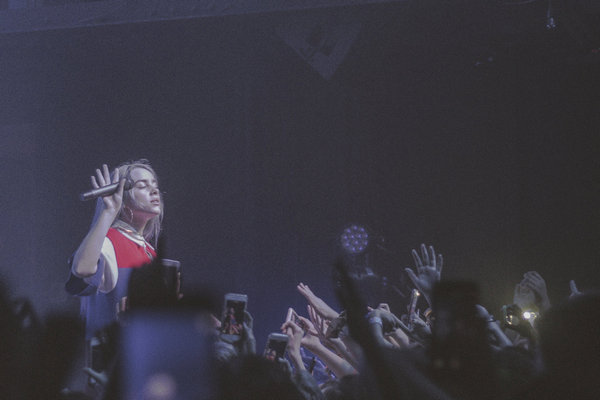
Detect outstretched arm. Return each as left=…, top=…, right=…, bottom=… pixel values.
left=522, top=271, right=551, bottom=312
left=72, top=165, right=125, bottom=277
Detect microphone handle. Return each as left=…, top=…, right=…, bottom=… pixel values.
left=79, top=181, right=132, bottom=201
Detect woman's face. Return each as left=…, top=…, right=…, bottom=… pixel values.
left=127, top=167, right=161, bottom=217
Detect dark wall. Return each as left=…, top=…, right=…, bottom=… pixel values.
left=1, top=3, right=598, bottom=345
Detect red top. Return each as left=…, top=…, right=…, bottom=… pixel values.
left=106, top=228, right=156, bottom=268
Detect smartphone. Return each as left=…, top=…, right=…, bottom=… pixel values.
left=502, top=304, right=538, bottom=328
left=286, top=307, right=300, bottom=324
left=501, top=304, right=522, bottom=327
left=263, top=332, right=289, bottom=361
left=160, top=259, right=182, bottom=297
left=219, top=293, right=247, bottom=342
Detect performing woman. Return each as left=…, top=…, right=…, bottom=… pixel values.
left=65, top=160, right=163, bottom=340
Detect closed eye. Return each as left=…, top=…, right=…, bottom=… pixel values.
left=133, top=179, right=158, bottom=191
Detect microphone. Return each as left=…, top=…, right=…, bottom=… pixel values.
left=79, top=181, right=132, bottom=201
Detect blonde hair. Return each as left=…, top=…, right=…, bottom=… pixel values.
left=92, top=159, right=163, bottom=247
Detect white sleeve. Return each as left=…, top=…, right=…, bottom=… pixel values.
left=96, top=237, right=118, bottom=293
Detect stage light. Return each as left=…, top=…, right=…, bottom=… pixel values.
left=340, top=224, right=369, bottom=254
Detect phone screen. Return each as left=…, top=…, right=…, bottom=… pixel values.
left=220, top=295, right=247, bottom=339
left=160, top=259, right=181, bottom=297
left=263, top=333, right=288, bottom=361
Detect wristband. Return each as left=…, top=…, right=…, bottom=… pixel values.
left=368, top=316, right=383, bottom=327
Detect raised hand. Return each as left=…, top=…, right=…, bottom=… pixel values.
left=404, top=244, right=443, bottom=306
left=368, top=307, right=403, bottom=334
left=281, top=319, right=305, bottom=371
left=307, top=304, right=329, bottom=341
left=295, top=315, right=322, bottom=350
left=521, top=271, right=551, bottom=311
left=297, top=282, right=339, bottom=320
left=71, top=164, right=125, bottom=278
left=513, top=283, right=536, bottom=309
left=91, top=164, right=125, bottom=215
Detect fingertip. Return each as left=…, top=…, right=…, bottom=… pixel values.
left=117, top=179, right=126, bottom=194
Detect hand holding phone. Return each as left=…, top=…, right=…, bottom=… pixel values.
left=286, top=307, right=312, bottom=333
left=263, top=332, right=289, bottom=361
left=286, top=307, right=299, bottom=324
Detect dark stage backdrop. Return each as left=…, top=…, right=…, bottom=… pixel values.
left=1, top=3, right=599, bottom=349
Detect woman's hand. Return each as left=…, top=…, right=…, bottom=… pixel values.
left=307, top=304, right=330, bottom=342
left=295, top=315, right=322, bottom=350
left=404, top=244, right=442, bottom=306
left=71, top=164, right=125, bottom=277
left=297, top=282, right=339, bottom=320
left=513, top=283, right=535, bottom=309
left=515, top=271, right=551, bottom=312
left=92, top=164, right=125, bottom=215
left=522, top=271, right=550, bottom=311
left=281, top=319, right=306, bottom=371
